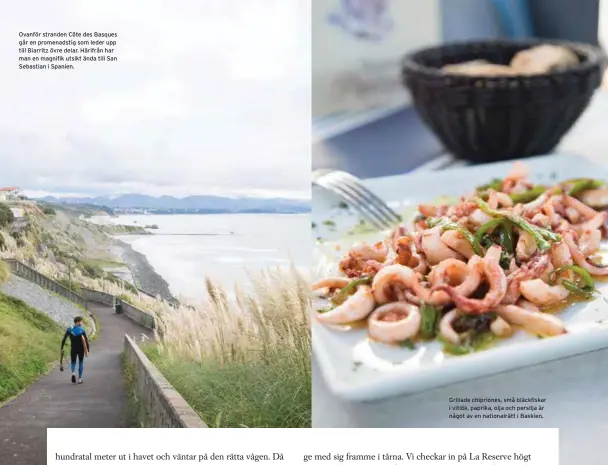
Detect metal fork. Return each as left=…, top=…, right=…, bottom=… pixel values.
left=313, top=169, right=401, bottom=230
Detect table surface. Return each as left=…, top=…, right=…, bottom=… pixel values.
left=312, top=91, right=608, bottom=464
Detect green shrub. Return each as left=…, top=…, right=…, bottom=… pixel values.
left=105, top=273, right=120, bottom=285
left=83, top=263, right=103, bottom=279
left=104, top=274, right=139, bottom=295
left=57, top=277, right=81, bottom=294
left=123, top=281, right=138, bottom=294
left=0, top=204, right=14, bottom=227
left=42, top=206, right=56, bottom=216
left=9, top=232, right=24, bottom=247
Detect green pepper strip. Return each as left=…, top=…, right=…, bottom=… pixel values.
left=499, top=250, right=513, bottom=270
left=498, top=221, right=514, bottom=254
left=331, top=275, right=373, bottom=305
left=316, top=306, right=334, bottom=314
left=419, top=303, right=439, bottom=340
left=468, top=331, right=499, bottom=351
left=509, top=185, right=546, bottom=203
left=474, top=198, right=561, bottom=252
left=474, top=218, right=506, bottom=244
left=426, top=217, right=484, bottom=256
left=476, top=178, right=503, bottom=192
left=398, top=339, right=416, bottom=350
left=438, top=330, right=499, bottom=355
left=437, top=334, right=471, bottom=355
left=561, top=178, right=604, bottom=196
left=566, top=179, right=604, bottom=196
left=553, top=265, right=594, bottom=289
left=563, top=281, right=593, bottom=297
left=549, top=265, right=595, bottom=297
left=475, top=218, right=514, bottom=255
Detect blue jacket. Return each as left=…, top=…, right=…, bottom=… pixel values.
left=61, top=325, right=90, bottom=353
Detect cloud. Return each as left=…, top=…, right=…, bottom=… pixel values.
left=0, top=0, right=310, bottom=199
left=80, top=79, right=188, bottom=124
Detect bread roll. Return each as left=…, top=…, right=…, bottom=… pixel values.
left=442, top=60, right=518, bottom=76
left=510, top=44, right=579, bottom=75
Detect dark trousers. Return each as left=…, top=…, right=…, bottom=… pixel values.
left=70, top=350, right=84, bottom=365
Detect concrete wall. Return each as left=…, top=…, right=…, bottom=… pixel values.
left=81, top=288, right=115, bottom=307
left=123, top=335, right=207, bottom=428
left=4, top=259, right=88, bottom=309
left=120, top=299, right=155, bottom=330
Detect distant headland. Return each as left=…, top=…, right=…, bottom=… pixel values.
left=37, top=193, right=311, bottom=215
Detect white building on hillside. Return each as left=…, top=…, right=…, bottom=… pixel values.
left=0, top=187, right=20, bottom=201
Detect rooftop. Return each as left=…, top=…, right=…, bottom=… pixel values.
left=0, top=187, right=18, bottom=192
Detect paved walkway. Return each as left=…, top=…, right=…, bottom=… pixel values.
left=0, top=301, right=153, bottom=465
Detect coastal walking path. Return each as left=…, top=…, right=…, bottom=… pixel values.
left=0, top=301, right=153, bottom=465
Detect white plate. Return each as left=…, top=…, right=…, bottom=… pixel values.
left=312, top=154, right=608, bottom=402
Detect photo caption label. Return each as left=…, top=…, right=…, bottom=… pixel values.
left=448, top=397, right=548, bottom=420
left=17, top=31, right=119, bottom=70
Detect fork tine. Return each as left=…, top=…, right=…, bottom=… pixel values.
left=336, top=177, right=399, bottom=227
left=320, top=179, right=390, bottom=229
left=325, top=173, right=397, bottom=227
left=316, top=179, right=387, bottom=230
left=324, top=179, right=393, bottom=230
left=335, top=172, right=402, bottom=223
left=353, top=181, right=402, bottom=223
left=317, top=180, right=387, bottom=230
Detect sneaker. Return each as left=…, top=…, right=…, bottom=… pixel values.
left=71, top=374, right=76, bottom=384
left=78, top=379, right=83, bottom=384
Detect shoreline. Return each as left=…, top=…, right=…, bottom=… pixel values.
left=111, top=238, right=180, bottom=306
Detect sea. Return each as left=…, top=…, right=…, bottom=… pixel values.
left=90, top=213, right=310, bottom=302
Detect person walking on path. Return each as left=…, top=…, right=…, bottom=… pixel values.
left=60, top=316, right=90, bottom=384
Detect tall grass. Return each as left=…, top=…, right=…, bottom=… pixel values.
left=147, top=265, right=311, bottom=427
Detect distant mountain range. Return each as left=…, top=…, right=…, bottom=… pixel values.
left=39, top=194, right=310, bottom=214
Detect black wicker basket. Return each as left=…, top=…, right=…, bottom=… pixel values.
left=402, top=39, right=606, bottom=163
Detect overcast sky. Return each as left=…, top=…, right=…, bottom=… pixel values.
left=0, top=0, right=310, bottom=199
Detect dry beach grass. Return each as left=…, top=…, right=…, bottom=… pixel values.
left=146, top=265, right=312, bottom=427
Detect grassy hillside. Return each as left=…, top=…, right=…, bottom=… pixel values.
left=0, top=207, right=152, bottom=310
left=0, top=292, right=63, bottom=402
